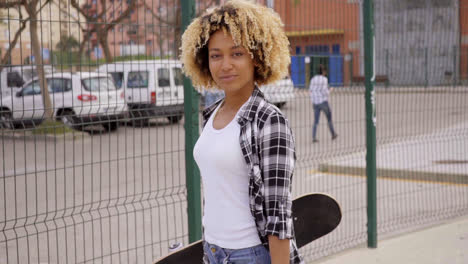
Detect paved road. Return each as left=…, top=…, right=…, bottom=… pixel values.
left=1, top=88, right=467, bottom=263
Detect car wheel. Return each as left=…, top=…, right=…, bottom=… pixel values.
left=129, top=108, right=149, bottom=127
left=60, top=109, right=83, bottom=130
left=167, top=115, right=182, bottom=124
left=102, top=121, right=119, bottom=132
left=0, top=110, right=14, bottom=129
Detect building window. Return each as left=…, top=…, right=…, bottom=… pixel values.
left=296, top=46, right=301, bottom=55
left=332, top=44, right=340, bottom=54
left=306, top=45, right=329, bottom=55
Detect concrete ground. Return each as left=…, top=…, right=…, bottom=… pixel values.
left=313, top=215, right=468, bottom=264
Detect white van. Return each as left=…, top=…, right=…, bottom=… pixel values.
left=0, top=65, right=55, bottom=98
left=260, top=76, right=295, bottom=108
left=96, top=60, right=184, bottom=124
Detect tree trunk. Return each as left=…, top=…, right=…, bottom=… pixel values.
left=98, top=31, right=112, bottom=63
left=29, top=6, right=53, bottom=120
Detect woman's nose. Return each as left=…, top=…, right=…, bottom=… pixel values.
left=221, top=57, right=233, bottom=71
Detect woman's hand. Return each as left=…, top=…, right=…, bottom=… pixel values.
left=268, top=235, right=290, bottom=264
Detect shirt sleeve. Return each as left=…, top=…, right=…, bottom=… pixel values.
left=259, top=111, right=295, bottom=239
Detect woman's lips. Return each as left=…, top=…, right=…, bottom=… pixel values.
left=219, top=75, right=237, bottom=82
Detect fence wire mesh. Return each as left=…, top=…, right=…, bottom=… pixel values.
left=0, top=0, right=467, bottom=263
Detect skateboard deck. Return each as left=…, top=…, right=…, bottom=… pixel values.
left=153, top=193, right=341, bottom=264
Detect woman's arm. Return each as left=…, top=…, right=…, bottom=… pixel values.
left=259, top=110, right=296, bottom=263
left=268, top=235, right=290, bottom=264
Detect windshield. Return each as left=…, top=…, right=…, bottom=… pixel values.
left=21, top=66, right=54, bottom=82
left=22, top=69, right=36, bottom=82
left=81, top=77, right=117, bottom=92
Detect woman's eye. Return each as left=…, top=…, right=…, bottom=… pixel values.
left=233, top=52, right=243, bottom=57
left=210, top=54, right=220, bottom=59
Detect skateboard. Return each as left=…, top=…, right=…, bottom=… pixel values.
left=153, top=193, right=341, bottom=264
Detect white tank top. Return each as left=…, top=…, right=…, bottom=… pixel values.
left=193, top=103, right=261, bottom=249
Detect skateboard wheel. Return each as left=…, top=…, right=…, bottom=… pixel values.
left=169, top=242, right=183, bottom=252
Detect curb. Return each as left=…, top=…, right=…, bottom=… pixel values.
left=0, top=130, right=89, bottom=141
left=318, top=163, right=468, bottom=185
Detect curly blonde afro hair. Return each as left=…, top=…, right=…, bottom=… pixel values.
left=180, top=0, right=291, bottom=89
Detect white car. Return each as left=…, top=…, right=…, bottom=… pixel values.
left=260, top=77, right=295, bottom=108
left=0, top=65, right=55, bottom=98
left=0, top=72, right=127, bottom=131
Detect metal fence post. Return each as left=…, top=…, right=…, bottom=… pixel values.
left=363, top=0, right=377, bottom=249
left=425, top=47, right=429, bottom=87
left=181, top=0, right=202, bottom=243
left=385, top=49, right=389, bottom=88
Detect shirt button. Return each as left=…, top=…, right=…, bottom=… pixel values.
left=211, top=247, right=216, bottom=253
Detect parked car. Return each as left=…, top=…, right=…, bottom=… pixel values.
left=259, top=76, right=295, bottom=108
left=0, top=72, right=127, bottom=131
left=0, top=65, right=55, bottom=98
left=96, top=60, right=184, bottom=124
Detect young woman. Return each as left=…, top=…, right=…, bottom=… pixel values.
left=181, top=1, right=303, bottom=263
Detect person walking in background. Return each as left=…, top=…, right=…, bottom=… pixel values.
left=309, top=64, right=338, bottom=143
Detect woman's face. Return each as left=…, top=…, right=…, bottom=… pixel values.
left=208, top=30, right=255, bottom=95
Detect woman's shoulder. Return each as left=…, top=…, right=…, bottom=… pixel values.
left=254, top=98, right=290, bottom=128
left=237, top=88, right=290, bottom=129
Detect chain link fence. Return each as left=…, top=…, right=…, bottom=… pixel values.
left=1, top=0, right=467, bottom=263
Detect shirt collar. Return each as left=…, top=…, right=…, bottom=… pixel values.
left=202, top=87, right=265, bottom=124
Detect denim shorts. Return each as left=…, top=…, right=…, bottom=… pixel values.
left=203, top=241, right=271, bottom=264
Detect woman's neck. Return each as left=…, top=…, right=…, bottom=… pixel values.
left=222, top=86, right=254, bottom=112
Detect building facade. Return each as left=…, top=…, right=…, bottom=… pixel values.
left=0, top=0, right=82, bottom=65
left=1, top=0, right=467, bottom=85
left=374, top=0, right=461, bottom=86
left=81, top=0, right=183, bottom=59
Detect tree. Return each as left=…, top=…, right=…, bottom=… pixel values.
left=0, top=6, right=27, bottom=73
left=142, top=0, right=218, bottom=58
left=0, top=0, right=54, bottom=120
left=70, top=0, right=137, bottom=62
left=56, top=35, right=80, bottom=52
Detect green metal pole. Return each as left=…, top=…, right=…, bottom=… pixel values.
left=350, top=53, right=353, bottom=86
left=305, top=56, right=311, bottom=89
left=425, top=47, right=428, bottom=87
left=181, top=0, right=202, bottom=243
left=363, top=0, right=377, bottom=248
left=385, top=49, right=389, bottom=88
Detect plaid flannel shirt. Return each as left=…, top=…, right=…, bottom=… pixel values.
left=201, top=88, right=303, bottom=264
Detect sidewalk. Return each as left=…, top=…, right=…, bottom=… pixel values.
left=319, top=121, right=468, bottom=184
left=313, top=215, right=468, bottom=264
left=312, top=121, right=468, bottom=263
